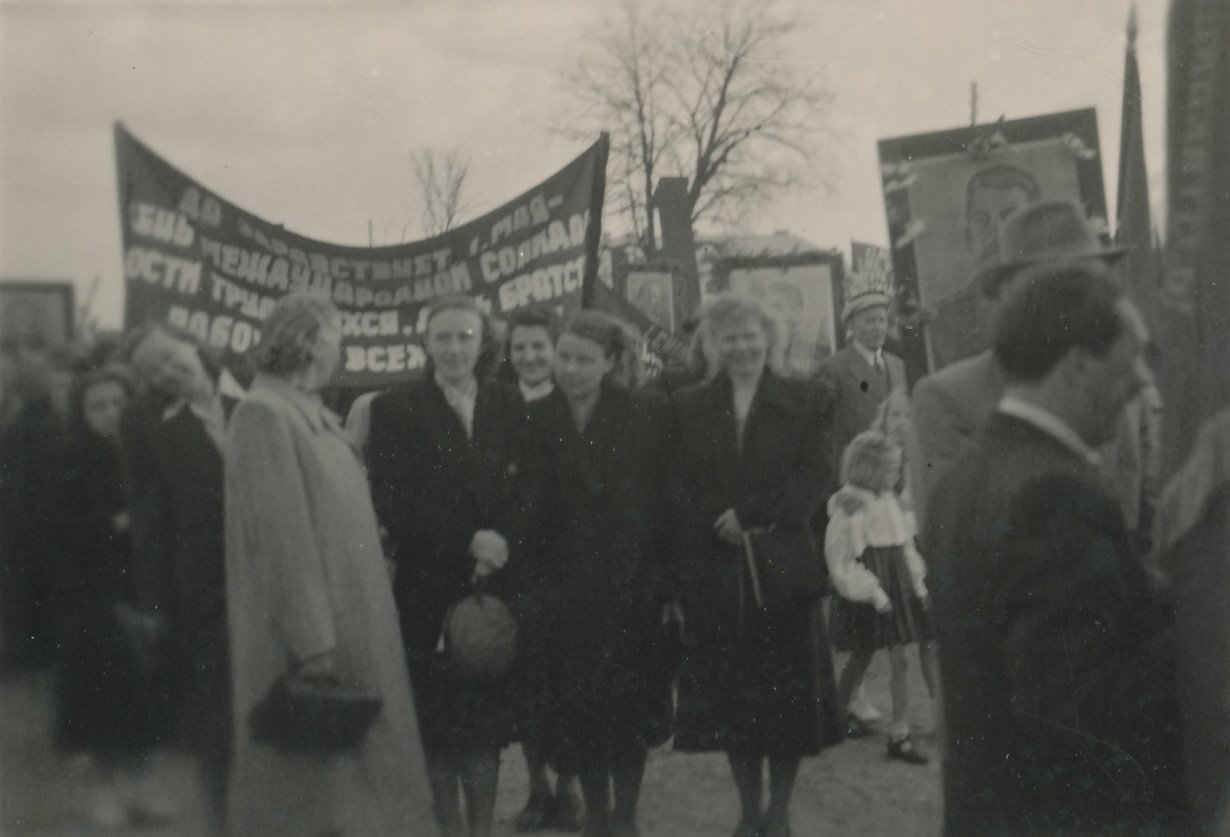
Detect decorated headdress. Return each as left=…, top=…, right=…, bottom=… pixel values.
left=841, top=265, right=893, bottom=323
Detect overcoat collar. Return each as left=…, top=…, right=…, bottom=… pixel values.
left=698, top=368, right=798, bottom=416
left=544, top=381, right=627, bottom=497
left=698, top=369, right=797, bottom=498
left=251, top=373, right=343, bottom=435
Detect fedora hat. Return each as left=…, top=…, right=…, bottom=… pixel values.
left=976, top=199, right=1128, bottom=296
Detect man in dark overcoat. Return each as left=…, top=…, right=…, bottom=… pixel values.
left=909, top=199, right=1128, bottom=532
left=926, top=263, right=1190, bottom=834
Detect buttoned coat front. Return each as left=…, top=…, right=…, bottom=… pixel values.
left=367, top=378, right=531, bottom=751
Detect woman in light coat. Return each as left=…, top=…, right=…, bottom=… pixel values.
left=223, top=294, right=435, bottom=836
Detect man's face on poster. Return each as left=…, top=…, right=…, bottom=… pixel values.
left=967, top=184, right=1031, bottom=262
left=964, top=166, right=1042, bottom=264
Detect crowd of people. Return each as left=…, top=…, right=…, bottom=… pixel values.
left=0, top=198, right=1215, bottom=836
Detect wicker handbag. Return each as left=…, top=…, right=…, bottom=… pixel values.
left=250, top=672, right=381, bottom=753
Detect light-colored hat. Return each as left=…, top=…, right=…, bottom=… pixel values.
left=976, top=199, right=1128, bottom=296
left=841, top=266, right=893, bottom=322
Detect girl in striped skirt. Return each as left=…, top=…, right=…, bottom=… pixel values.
left=825, top=430, right=931, bottom=765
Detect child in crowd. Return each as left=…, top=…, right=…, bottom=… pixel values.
left=825, top=430, right=931, bottom=765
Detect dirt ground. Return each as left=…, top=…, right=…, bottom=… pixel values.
left=1, top=652, right=942, bottom=836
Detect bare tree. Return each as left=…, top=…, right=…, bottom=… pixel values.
left=562, top=0, right=832, bottom=252
left=411, top=148, right=472, bottom=238
left=563, top=2, right=679, bottom=252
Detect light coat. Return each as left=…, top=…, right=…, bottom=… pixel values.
left=223, top=374, right=434, bottom=836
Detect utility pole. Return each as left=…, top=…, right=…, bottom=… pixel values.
left=970, top=81, right=978, bottom=126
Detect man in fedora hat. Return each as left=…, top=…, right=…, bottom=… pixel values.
left=909, top=199, right=1127, bottom=532
left=926, top=262, right=1189, bottom=833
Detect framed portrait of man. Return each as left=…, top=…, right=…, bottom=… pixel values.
left=625, top=269, right=676, bottom=332
left=0, top=281, right=75, bottom=349
left=712, top=250, right=844, bottom=379
left=878, top=108, right=1109, bottom=374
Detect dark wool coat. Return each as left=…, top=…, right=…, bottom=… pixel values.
left=368, top=378, right=532, bottom=751
left=53, top=431, right=158, bottom=756
left=523, top=383, right=674, bottom=772
left=136, top=397, right=238, bottom=761
left=926, top=413, right=1190, bottom=835
left=668, top=371, right=843, bottom=755
left=814, top=345, right=907, bottom=496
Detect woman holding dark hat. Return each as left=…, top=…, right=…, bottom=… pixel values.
left=522, top=310, right=673, bottom=837
left=670, top=293, right=844, bottom=837
left=368, top=295, right=532, bottom=837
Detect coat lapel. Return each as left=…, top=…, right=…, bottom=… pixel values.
left=739, top=371, right=797, bottom=492
left=698, top=374, right=740, bottom=501
left=424, top=377, right=486, bottom=509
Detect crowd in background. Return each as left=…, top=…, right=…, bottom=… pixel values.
left=0, top=198, right=1219, bottom=837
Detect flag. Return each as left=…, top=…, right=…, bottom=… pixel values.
left=1114, top=4, right=1159, bottom=327
left=1154, top=1, right=1230, bottom=831
left=1158, top=0, right=1230, bottom=475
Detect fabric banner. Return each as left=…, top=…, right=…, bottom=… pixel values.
left=116, top=124, right=608, bottom=387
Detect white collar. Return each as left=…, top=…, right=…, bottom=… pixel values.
left=851, top=340, right=883, bottom=370
left=998, top=395, right=1100, bottom=466
left=162, top=392, right=222, bottom=422
left=519, top=379, right=554, bottom=402
left=434, top=373, right=478, bottom=402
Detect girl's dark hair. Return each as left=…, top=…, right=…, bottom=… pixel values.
left=559, top=310, right=641, bottom=387
left=497, top=307, right=561, bottom=384
left=69, top=364, right=135, bottom=439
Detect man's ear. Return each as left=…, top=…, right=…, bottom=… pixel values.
left=1059, top=347, right=1093, bottom=388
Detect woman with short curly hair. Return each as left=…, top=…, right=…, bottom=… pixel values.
left=223, top=293, right=434, bottom=835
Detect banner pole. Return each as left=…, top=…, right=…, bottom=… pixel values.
left=580, top=132, right=610, bottom=309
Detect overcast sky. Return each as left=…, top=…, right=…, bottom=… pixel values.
left=0, top=0, right=1167, bottom=329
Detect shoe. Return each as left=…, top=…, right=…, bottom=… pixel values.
left=552, top=787, right=584, bottom=832
left=581, top=818, right=613, bottom=837
left=515, top=790, right=555, bottom=832
left=887, top=733, right=930, bottom=765
left=760, top=815, right=791, bottom=837
left=731, top=817, right=762, bottom=837
left=844, top=712, right=873, bottom=738
left=611, top=820, right=641, bottom=837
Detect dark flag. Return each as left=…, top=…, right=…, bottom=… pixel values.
left=1153, top=0, right=1230, bottom=832
left=1114, top=4, right=1159, bottom=328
